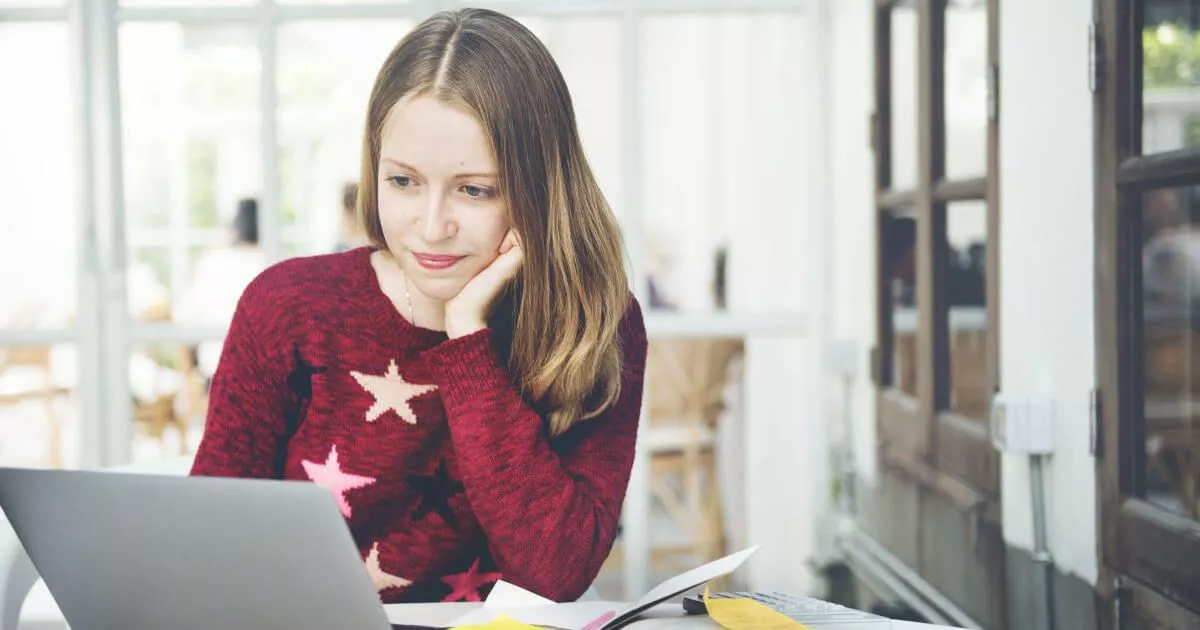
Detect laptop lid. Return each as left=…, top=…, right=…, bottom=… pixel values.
left=0, top=467, right=393, bottom=630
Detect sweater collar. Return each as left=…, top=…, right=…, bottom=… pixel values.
left=355, top=246, right=449, bottom=351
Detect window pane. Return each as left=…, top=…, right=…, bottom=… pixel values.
left=0, top=345, right=79, bottom=469
left=278, top=0, right=403, bottom=3
left=642, top=14, right=807, bottom=313
left=890, top=3, right=917, bottom=190
left=121, top=0, right=251, bottom=5
left=884, top=210, right=917, bottom=397
left=1141, top=184, right=1200, bottom=519
left=278, top=20, right=412, bottom=256
left=1142, top=1, right=1200, bottom=154
left=0, top=23, right=76, bottom=331
left=945, top=201, right=988, bottom=419
left=119, top=23, right=262, bottom=322
left=944, top=0, right=988, bottom=180
left=517, top=17, right=622, bottom=224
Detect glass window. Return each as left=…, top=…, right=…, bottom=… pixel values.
left=0, top=23, right=77, bottom=331
left=278, top=20, right=413, bottom=256
left=641, top=14, right=807, bottom=313
left=518, top=17, right=622, bottom=224
left=120, top=0, right=251, bottom=5
left=890, top=2, right=917, bottom=190
left=945, top=201, right=988, bottom=419
left=1141, top=184, right=1200, bottom=519
left=118, top=22, right=263, bottom=324
left=1142, top=0, right=1200, bottom=154
left=944, top=0, right=988, bottom=180
left=884, top=210, right=917, bottom=397
left=277, top=0, right=403, bottom=3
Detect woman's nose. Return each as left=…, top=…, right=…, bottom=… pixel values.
left=420, top=195, right=457, bottom=242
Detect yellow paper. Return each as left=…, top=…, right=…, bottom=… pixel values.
left=450, top=613, right=543, bottom=630
left=703, top=587, right=810, bottom=630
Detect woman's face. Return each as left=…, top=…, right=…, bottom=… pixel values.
left=377, top=94, right=511, bottom=302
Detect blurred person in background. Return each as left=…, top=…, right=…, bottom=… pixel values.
left=175, top=197, right=269, bottom=379
left=336, top=181, right=368, bottom=252
left=190, top=8, right=647, bottom=604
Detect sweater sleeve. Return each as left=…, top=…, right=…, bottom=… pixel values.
left=422, top=298, right=647, bottom=602
left=189, top=276, right=297, bottom=479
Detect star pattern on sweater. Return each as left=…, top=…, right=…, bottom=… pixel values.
left=364, top=542, right=412, bottom=593
left=441, top=558, right=503, bottom=602
left=301, top=444, right=376, bottom=518
left=350, top=359, right=438, bottom=424
left=406, top=459, right=464, bottom=530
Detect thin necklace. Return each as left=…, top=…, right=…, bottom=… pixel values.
left=402, top=268, right=415, bottom=328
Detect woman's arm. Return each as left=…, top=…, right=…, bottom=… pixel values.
left=189, top=276, right=297, bottom=479
left=422, top=298, right=647, bottom=602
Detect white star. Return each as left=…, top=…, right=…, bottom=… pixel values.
left=364, top=542, right=412, bottom=593
left=350, top=359, right=438, bottom=424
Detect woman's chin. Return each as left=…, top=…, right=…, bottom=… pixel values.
left=408, top=276, right=467, bottom=303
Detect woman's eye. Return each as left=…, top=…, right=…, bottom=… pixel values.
left=389, top=175, right=413, bottom=188
left=462, top=185, right=492, bottom=199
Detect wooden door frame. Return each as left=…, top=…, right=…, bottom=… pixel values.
left=1094, top=0, right=1200, bottom=623
left=872, top=0, right=1001, bottom=508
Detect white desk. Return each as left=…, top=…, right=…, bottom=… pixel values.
left=381, top=602, right=970, bottom=630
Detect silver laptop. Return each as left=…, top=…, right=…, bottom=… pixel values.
left=0, top=467, right=394, bottom=630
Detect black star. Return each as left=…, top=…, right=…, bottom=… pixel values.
left=406, top=459, right=464, bottom=530
left=287, top=345, right=327, bottom=401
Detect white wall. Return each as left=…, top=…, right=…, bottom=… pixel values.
left=827, top=0, right=879, bottom=490
left=998, top=0, right=1098, bottom=585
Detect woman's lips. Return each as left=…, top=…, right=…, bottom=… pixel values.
left=413, top=253, right=465, bottom=270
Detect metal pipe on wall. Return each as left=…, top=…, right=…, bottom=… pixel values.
left=1029, top=454, right=1055, bottom=630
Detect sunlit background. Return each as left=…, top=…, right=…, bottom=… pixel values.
left=3, top=0, right=1200, bottom=628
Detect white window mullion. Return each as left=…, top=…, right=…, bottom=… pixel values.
left=259, top=1, right=282, bottom=264
left=74, top=0, right=133, bottom=468
left=619, top=0, right=651, bottom=603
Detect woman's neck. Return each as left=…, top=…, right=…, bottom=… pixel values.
left=370, top=249, right=447, bottom=331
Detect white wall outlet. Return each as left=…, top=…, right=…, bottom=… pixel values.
left=990, top=394, right=1056, bottom=455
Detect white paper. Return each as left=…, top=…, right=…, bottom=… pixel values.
left=485, top=581, right=556, bottom=607
left=620, top=546, right=759, bottom=615
left=384, top=602, right=482, bottom=627
left=448, top=601, right=624, bottom=630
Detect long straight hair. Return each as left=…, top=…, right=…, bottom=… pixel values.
left=358, top=9, right=629, bottom=436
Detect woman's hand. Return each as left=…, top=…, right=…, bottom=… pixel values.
left=445, top=230, right=523, bottom=338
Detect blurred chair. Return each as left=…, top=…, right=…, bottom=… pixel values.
left=643, top=337, right=744, bottom=573
left=132, top=302, right=204, bottom=455
left=0, top=304, right=71, bottom=469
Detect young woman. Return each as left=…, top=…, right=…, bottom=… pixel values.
left=190, top=8, right=647, bottom=604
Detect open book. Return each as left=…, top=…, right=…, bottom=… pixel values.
left=385, top=546, right=759, bottom=630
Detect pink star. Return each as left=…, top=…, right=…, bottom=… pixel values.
left=441, top=559, right=503, bottom=602
left=301, top=445, right=376, bottom=518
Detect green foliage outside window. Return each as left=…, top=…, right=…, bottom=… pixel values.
left=1144, top=22, right=1200, bottom=90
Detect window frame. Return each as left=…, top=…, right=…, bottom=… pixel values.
left=1095, top=0, right=1200, bottom=620
left=872, top=0, right=1001, bottom=506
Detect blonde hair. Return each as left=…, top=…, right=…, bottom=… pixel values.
left=358, top=9, right=629, bottom=436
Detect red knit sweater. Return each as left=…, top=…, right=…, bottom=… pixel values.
left=190, top=247, right=646, bottom=604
